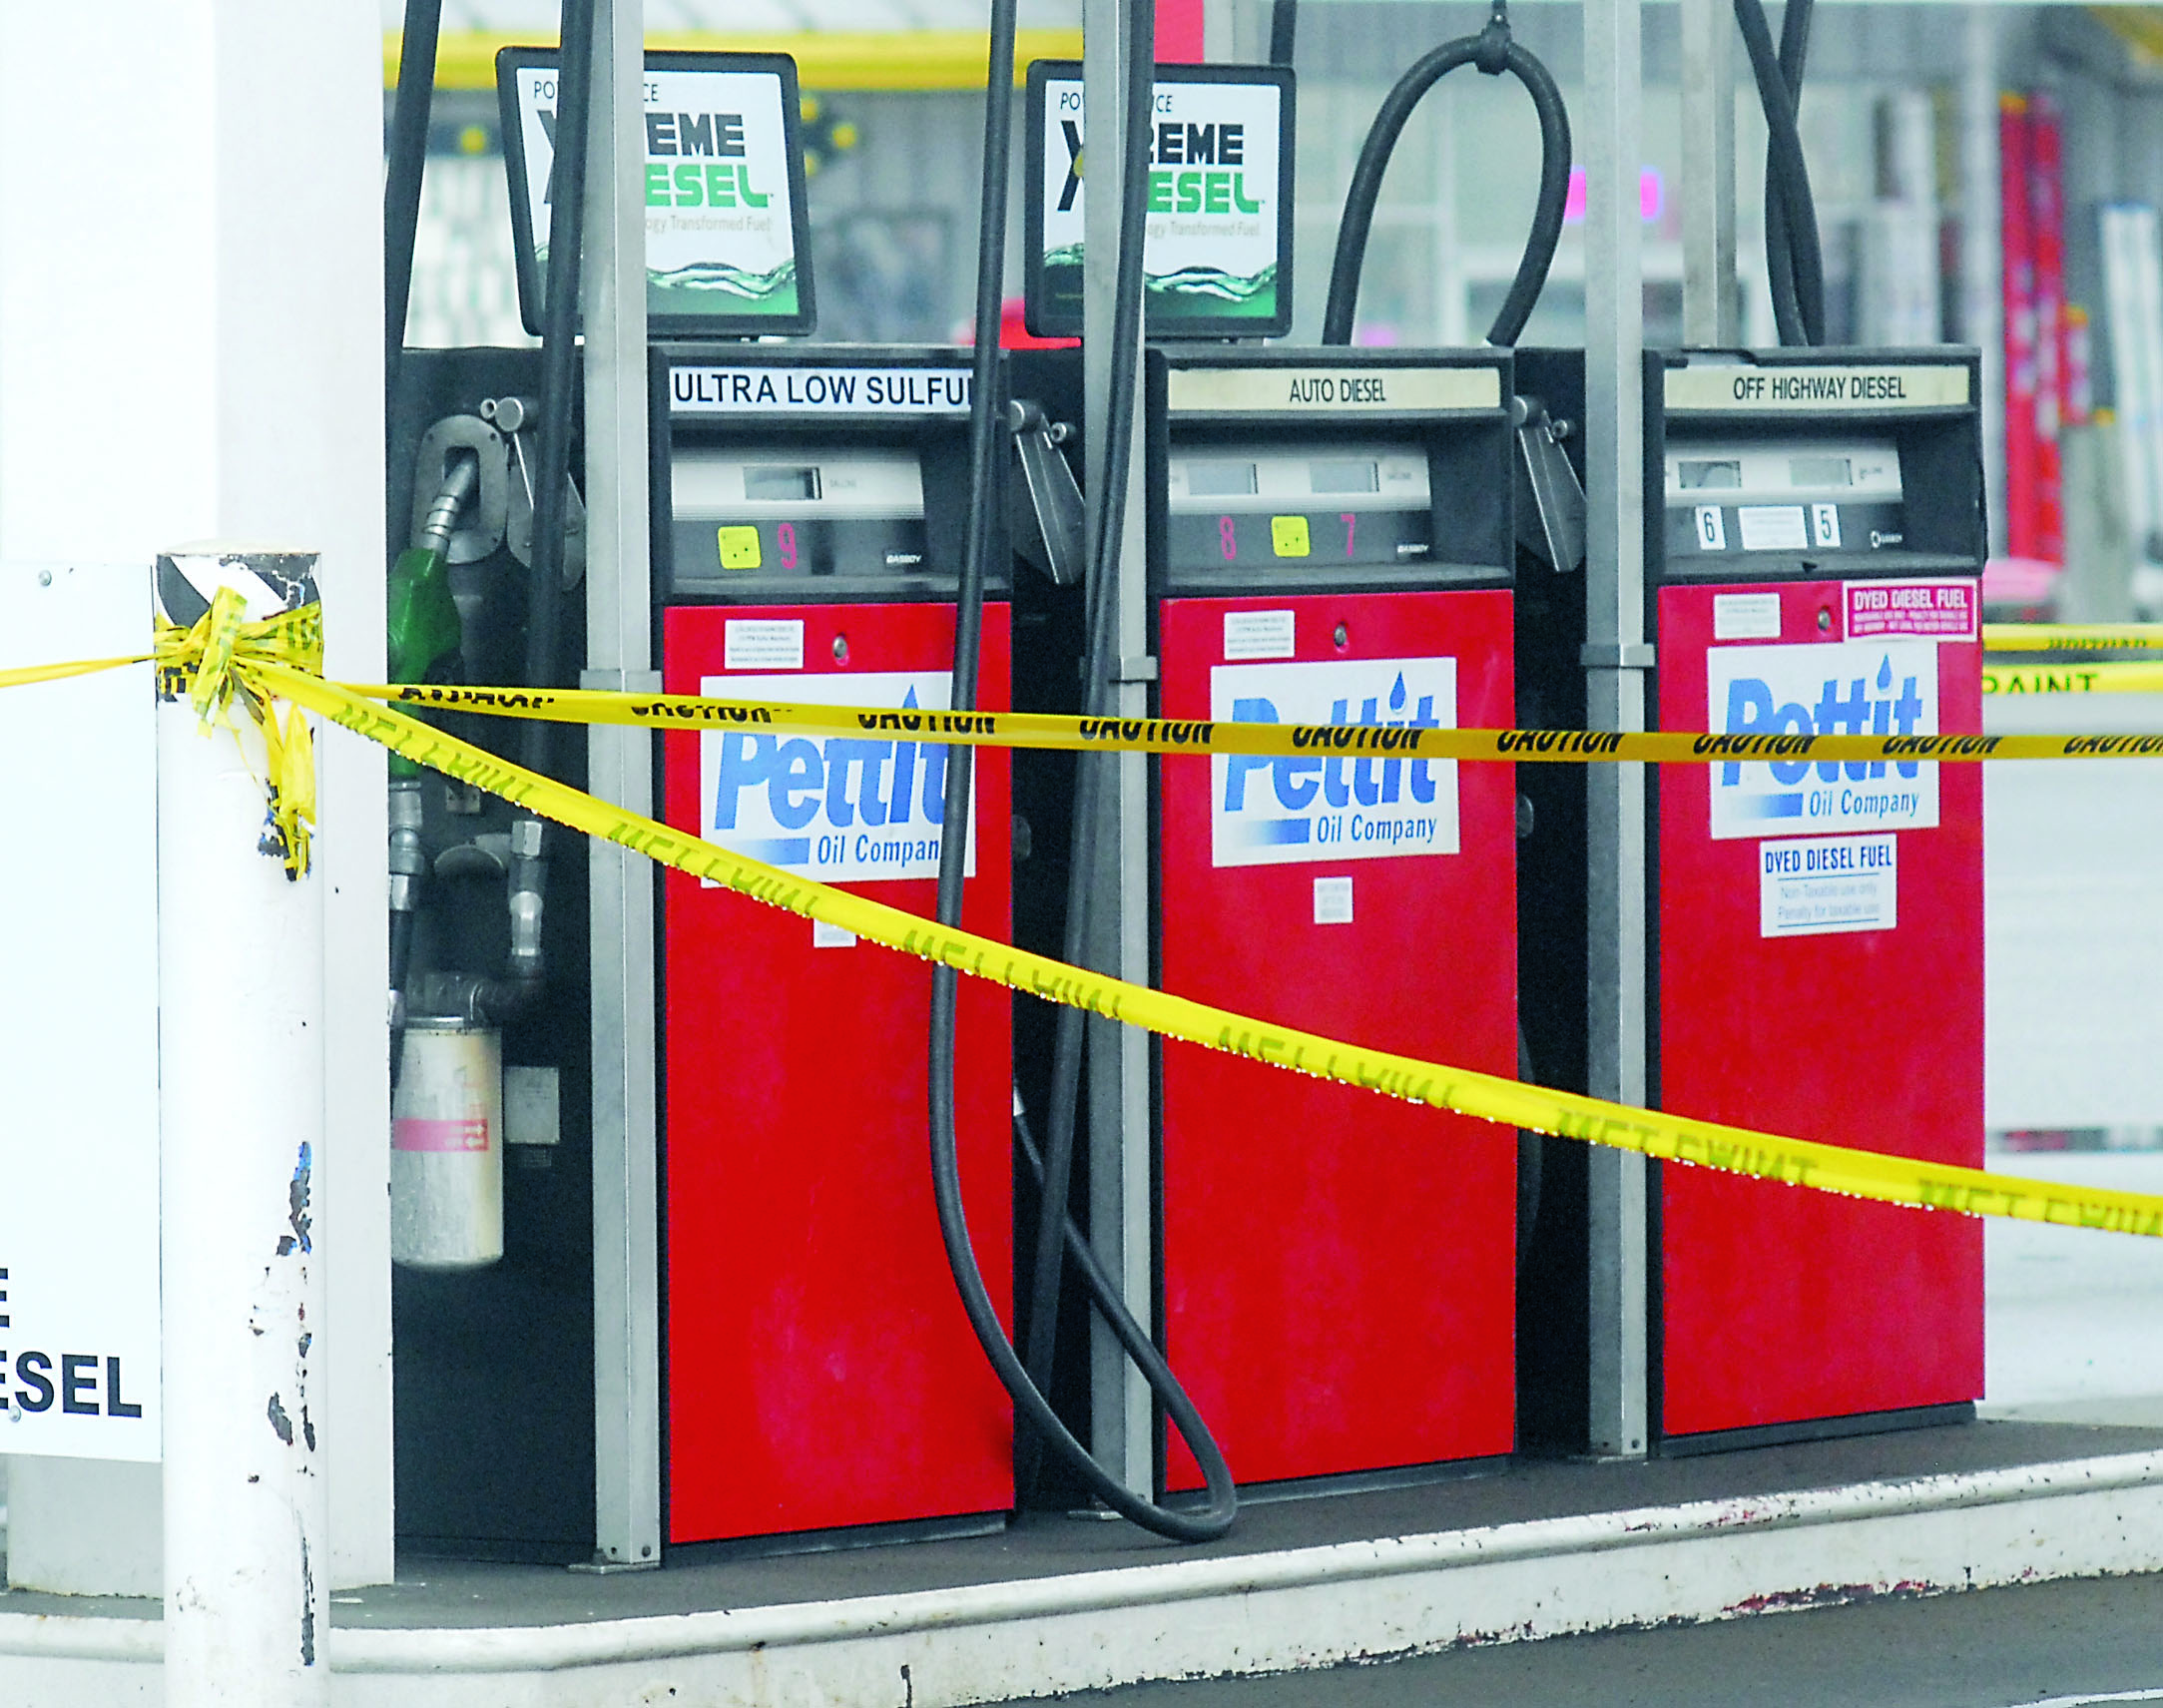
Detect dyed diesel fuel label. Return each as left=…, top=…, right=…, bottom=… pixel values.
left=699, top=670, right=975, bottom=882
left=1707, top=639, right=1939, bottom=841
left=1209, top=657, right=1459, bottom=868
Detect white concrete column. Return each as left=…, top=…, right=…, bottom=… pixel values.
left=157, top=552, right=330, bottom=1706
left=0, top=0, right=389, bottom=1592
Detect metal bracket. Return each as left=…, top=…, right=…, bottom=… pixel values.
left=1113, top=655, right=1158, bottom=684
left=581, top=668, right=664, bottom=693
left=409, top=414, right=511, bottom=563
left=1008, top=398, right=1088, bottom=587
left=1512, top=395, right=1587, bottom=575
left=1580, top=643, right=1656, bottom=670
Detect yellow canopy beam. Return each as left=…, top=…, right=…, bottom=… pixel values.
left=385, top=29, right=1080, bottom=93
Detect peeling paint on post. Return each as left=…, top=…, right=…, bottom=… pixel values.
left=157, top=551, right=330, bottom=1707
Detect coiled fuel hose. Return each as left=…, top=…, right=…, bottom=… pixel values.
left=1323, top=0, right=1570, bottom=348
left=1735, top=0, right=1826, bottom=346
left=929, top=0, right=1238, bottom=1541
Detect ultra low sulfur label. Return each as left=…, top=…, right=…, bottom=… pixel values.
left=1760, top=834, right=1897, bottom=937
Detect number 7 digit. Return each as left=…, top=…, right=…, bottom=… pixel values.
left=1342, top=512, right=1357, bottom=556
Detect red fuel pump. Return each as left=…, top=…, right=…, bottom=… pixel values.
left=1148, top=347, right=1521, bottom=1490
left=1648, top=349, right=1986, bottom=1447
left=656, top=346, right=1014, bottom=1545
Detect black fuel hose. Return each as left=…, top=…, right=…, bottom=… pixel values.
left=523, top=0, right=596, bottom=777
left=1761, top=0, right=1822, bottom=344
left=929, top=0, right=1238, bottom=1542
left=1323, top=1, right=1570, bottom=348
left=385, top=0, right=444, bottom=398
left=1734, top=0, right=1825, bottom=346
left=1269, top=0, right=1298, bottom=68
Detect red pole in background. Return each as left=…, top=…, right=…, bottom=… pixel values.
left=1999, top=93, right=2040, bottom=566
left=1155, top=0, right=1206, bottom=62
left=2029, top=91, right=2068, bottom=567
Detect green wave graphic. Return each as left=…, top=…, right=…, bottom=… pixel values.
left=650, top=258, right=799, bottom=304
left=1147, top=264, right=1277, bottom=307
left=1038, top=251, right=1277, bottom=319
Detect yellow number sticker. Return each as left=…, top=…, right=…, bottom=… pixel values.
left=717, top=525, right=763, bottom=570
left=1270, top=514, right=1311, bottom=558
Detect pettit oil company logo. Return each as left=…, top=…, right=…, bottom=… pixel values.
left=1707, top=639, right=1938, bottom=842
left=1209, top=657, right=1458, bottom=868
left=700, top=671, right=974, bottom=882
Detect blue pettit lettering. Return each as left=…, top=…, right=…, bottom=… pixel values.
left=1209, top=657, right=1458, bottom=868
left=698, top=671, right=974, bottom=881
left=1705, top=638, right=1939, bottom=842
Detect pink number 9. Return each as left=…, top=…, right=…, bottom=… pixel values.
left=778, top=521, right=798, bottom=570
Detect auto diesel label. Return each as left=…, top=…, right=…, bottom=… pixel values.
left=1663, top=364, right=1970, bottom=411
left=1210, top=657, right=1458, bottom=867
left=700, top=670, right=975, bottom=882
left=1707, top=639, right=1939, bottom=841
left=1165, top=365, right=1501, bottom=414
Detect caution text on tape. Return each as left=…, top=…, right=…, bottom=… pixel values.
left=243, top=655, right=2163, bottom=1242
left=362, top=680, right=2163, bottom=765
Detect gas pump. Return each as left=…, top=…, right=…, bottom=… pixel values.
left=654, top=345, right=1018, bottom=1547
left=1517, top=345, right=1987, bottom=1452
left=1147, top=348, right=1522, bottom=1490
left=1651, top=348, right=1985, bottom=1448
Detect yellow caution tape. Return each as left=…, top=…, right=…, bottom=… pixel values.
left=245, top=654, right=2163, bottom=1243
left=1984, top=622, right=2163, bottom=653
left=358, top=679, right=2163, bottom=765
left=153, top=590, right=325, bottom=878
left=1984, top=661, right=2163, bottom=696
left=0, top=654, right=151, bottom=692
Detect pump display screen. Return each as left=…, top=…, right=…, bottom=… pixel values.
left=1664, top=437, right=1904, bottom=563
left=1165, top=444, right=1430, bottom=574
left=670, top=450, right=929, bottom=588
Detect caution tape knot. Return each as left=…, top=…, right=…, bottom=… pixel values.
left=155, top=587, right=324, bottom=880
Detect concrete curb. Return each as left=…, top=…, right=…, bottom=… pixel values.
left=6, top=1448, right=2163, bottom=1705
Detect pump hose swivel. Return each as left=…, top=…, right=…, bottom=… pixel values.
left=927, top=0, right=1238, bottom=1542
left=1323, top=0, right=1571, bottom=348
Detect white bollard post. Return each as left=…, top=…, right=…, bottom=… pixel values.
left=157, top=548, right=330, bottom=1707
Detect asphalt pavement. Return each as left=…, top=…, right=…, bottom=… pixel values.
left=1003, top=1572, right=2163, bottom=1707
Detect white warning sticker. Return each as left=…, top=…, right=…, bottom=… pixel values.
left=1759, top=834, right=1897, bottom=937
left=1713, top=592, right=1783, bottom=641
left=1738, top=504, right=1809, bottom=551
left=1224, top=609, right=1296, bottom=661
left=724, top=618, right=805, bottom=671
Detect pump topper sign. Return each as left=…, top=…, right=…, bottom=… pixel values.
left=499, top=48, right=815, bottom=337
left=1025, top=61, right=1295, bottom=340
